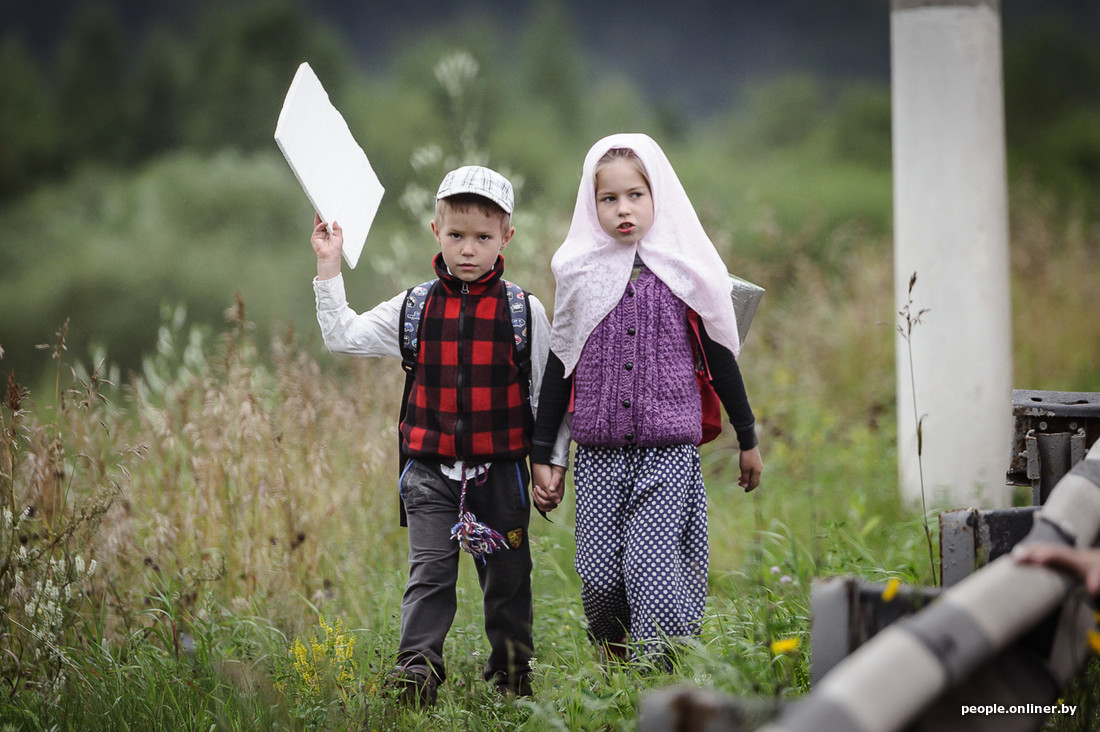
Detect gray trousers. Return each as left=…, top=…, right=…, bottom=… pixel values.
left=395, top=459, right=533, bottom=686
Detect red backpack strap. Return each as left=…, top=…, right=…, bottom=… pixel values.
left=686, top=310, right=712, bottom=379
left=687, top=310, right=722, bottom=444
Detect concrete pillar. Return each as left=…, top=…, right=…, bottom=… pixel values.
left=891, top=0, right=1013, bottom=508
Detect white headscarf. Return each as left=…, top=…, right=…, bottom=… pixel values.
left=549, top=133, right=740, bottom=375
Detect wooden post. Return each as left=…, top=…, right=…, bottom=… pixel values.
left=892, top=0, right=1013, bottom=507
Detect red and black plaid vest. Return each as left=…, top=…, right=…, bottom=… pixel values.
left=400, top=254, right=532, bottom=463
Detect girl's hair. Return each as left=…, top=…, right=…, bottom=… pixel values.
left=594, top=148, right=651, bottom=190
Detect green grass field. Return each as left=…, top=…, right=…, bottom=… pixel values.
left=3, top=60, right=1100, bottom=722
left=4, top=195, right=1099, bottom=730
left=2, top=20, right=1100, bottom=729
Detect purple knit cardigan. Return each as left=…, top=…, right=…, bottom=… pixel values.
left=571, top=268, right=702, bottom=448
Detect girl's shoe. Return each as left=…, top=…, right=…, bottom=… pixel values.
left=596, top=636, right=630, bottom=667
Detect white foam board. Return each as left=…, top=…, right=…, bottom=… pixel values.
left=274, top=62, right=384, bottom=269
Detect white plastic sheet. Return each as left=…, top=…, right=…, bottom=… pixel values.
left=274, top=62, right=384, bottom=269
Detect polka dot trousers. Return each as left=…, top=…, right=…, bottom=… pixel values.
left=573, top=443, right=708, bottom=656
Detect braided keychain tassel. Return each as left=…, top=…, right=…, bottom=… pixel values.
left=450, top=465, right=508, bottom=564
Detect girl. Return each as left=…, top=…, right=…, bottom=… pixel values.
left=530, top=133, right=763, bottom=663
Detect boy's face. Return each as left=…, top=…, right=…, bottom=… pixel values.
left=595, top=158, right=654, bottom=245
left=431, top=204, right=515, bottom=282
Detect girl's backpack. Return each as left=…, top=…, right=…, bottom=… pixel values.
left=687, top=310, right=723, bottom=445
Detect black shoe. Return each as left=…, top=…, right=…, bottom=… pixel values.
left=491, top=674, right=532, bottom=698
left=389, top=668, right=439, bottom=708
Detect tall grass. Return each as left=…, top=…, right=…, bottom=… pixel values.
left=1009, top=177, right=1100, bottom=392
left=0, top=227, right=917, bottom=731
left=2, top=196, right=1098, bottom=728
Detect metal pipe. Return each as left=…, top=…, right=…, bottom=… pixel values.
left=759, top=439, right=1100, bottom=732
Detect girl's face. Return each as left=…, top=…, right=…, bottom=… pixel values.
left=594, top=158, right=654, bottom=245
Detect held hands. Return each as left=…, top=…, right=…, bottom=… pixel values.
left=312, top=213, right=343, bottom=280
left=739, top=446, right=763, bottom=493
left=532, top=463, right=566, bottom=512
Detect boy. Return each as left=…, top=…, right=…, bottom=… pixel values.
left=310, top=165, right=567, bottom=705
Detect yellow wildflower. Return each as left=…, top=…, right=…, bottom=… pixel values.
left=770, top=637, right=800, bottom=655
left=1087, top=629, right=1100, bottom=655
left=285, top=615, right=360, bottom=706
left=881, top=578, right=901, bottom=602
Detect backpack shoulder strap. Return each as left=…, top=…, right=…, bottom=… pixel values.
left=686, top=309, right=712, bottom=379
left=400, top=279, right=438, bottom=373
left=397, top=279, right=438, bottom=513
left=502, top=279, right=532, bottom=372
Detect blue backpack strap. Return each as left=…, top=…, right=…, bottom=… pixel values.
left=400, top=279, right=437, bottom=373
left=502, top=279, right=530, bottom=362
left=503, top=280, right=534, bottom=415
left=400, top=278, right=527, bottom=370
left=397, top=279, right=438, bottom=527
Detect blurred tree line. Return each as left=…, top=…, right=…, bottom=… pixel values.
left=0, top=1, right=353, bottom=199
left=1, top=1, right=1097, bottom=203
left=0, top=0, right=1098, bottom=387
left=1003, top=18, right=1100, bottom=201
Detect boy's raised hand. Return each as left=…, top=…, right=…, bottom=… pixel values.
left=312, top=213, right=344, bottom=280
left=532, top=463, right=566, bottom=512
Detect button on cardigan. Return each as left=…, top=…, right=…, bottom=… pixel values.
left=570, top=269, right=702, bottom=448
